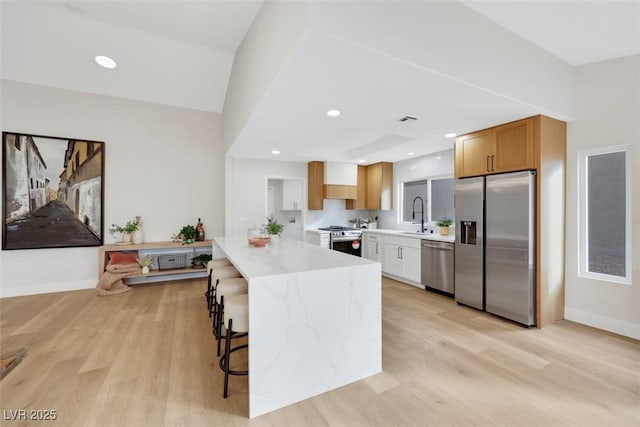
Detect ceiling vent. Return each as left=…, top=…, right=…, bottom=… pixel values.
left=398, top=116, right=417, bottom=122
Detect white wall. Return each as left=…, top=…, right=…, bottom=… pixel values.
left=226, top=157, right=306, bottom=237
left=376, top=150, right=454, bottom=232
left=0, top=80, right=225, bottom=297
left=565, top=55, right=640, bottom=339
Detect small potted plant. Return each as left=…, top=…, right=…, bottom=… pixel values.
left=265, top=215, right=284, bottom=244
left=192, top=253, right=213, bottom=269
left=136, top=255, right=154, bottom=274
left=436, top=218, right=453, bottom=236
left=172, top=224, right=197, bottom=245
left=109, top=218, right=141, bottom=243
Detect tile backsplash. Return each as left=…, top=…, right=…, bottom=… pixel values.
left=306, top=199, right=372, bottom=229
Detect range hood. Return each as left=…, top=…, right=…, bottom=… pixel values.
left=324, top=162, right=357, bottom=199
left=308, top=161, right=357, bottom=207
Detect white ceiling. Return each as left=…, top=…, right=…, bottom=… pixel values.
left=1, top=1, right=263, bottom=113
left=39, top=1, right=264, bottom=53
left=461, top=0, right=640, bottom=66
left=1, top=1, right=638, bottom=164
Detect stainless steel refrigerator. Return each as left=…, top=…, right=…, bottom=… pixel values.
left=454, top=171, right=536, bottom=326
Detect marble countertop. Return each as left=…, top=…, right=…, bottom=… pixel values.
left=361, top=228, right=455, bottom=243
left=214, top=236, right=376, bottom=279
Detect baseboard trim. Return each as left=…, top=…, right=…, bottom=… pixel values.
left=382, top=273, right=424, bottom=290
left=565, top=306, right=640, bottom=340
left=0, top=279, right=95, bottom=298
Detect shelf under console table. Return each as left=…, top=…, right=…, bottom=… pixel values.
left=98, top=240, right=213, bottom=284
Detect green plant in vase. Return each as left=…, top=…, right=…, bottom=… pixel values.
left=109, top=218, right=141, bottom=242
left=265, top=215, right=284, bottom=235
left=436, top=218, right=453, bottom=236
left=192, top=253, right=213, bottom=268
left=172, top=224, right=197, bottom=245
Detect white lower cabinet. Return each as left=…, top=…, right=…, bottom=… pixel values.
left=382, top=236, right=421, bottom=284
left=363, top=233, right=383, bottom=262
left=306, top=230, right=330, bottom=249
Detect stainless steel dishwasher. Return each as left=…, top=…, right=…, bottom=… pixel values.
left=421, top=240, right=454, bottom=295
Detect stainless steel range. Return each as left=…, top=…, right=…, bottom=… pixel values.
left=318, top=226, right=362, bottom=257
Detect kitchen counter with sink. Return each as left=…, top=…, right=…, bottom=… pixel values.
left=362, top=228, right=455, bottom=243
left=213, top=236, right=381, bottom=418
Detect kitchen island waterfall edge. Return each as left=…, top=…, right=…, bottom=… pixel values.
left=213, top=236, right=382, bottom=418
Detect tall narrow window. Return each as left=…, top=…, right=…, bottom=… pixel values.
left=579, top=146, right=631, bottom=284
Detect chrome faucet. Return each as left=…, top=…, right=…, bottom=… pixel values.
left=412, top=196, right=425, bottom=233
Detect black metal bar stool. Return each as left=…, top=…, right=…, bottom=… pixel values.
left=214, top=277, right=248, bottom=356
left=218, top=293, right=248, bottom=398
left=205, top=258, right=232, bottom=310
left=208, top=264, right=240, bottom=318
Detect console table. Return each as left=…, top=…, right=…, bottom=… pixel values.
left=98, top=240, right=213, bottom=283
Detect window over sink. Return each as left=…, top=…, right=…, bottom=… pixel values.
left=400, top=175, right=454, bottom=224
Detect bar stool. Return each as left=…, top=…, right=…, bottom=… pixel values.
left=219, top=293, right=248, bottom=399
left=205, top=258, right=232, bottom=308
left=215, top=278, right=248, bottom=356
left=208, top=265, right=241, bottom=318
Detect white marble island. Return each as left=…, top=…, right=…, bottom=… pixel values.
left=213, top=236, right=382, bottom=418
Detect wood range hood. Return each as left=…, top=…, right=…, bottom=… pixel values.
left=316, top=161, right=357, bottom=200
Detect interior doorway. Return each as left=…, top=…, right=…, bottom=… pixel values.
left=266, top=177, right=306, bottom=241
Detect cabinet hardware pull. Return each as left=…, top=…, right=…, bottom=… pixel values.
left=491, top=155, right=495, bottom=171
left=487, top=155, right=490, bottom=172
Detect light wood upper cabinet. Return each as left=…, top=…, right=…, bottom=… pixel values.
left=493, top=118, right=534, bottom=173
left=455, top=129, right=493, bottom=178
left=308, top=161, right=392, bottom=210
left=455, top=117, right=535, bottom=178
left=308, top=161, right=324, bottom=210
left=366, top=162, right=393, bottom=210
left=346, top=165, right=367, bottom=210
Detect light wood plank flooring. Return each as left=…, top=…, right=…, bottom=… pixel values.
left=0, top=277, right=638, bottom=426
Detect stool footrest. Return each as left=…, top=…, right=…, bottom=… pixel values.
left=219, top=344, right=249, bottom=376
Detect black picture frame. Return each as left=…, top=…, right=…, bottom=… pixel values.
left=2, top=132, right=105, bottom=250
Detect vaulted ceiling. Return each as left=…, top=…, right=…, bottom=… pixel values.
left=2, top=1, right=638, bottom=164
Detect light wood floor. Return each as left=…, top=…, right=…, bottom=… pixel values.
left=0, top=277, right=638, bottom=426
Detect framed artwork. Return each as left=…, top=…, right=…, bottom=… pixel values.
left=2, top=132, right=105, bottom=250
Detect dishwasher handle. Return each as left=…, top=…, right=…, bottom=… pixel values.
left=422, top=243, right=454, bottom=251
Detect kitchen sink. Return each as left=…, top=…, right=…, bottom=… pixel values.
left=402, top=231, right=430, bottom=236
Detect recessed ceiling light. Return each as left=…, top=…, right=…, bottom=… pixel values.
left=445, top=132, right=457, bottom=138
left=95, top=55, right=116, bottom=69
left=327, top=109, right=341, bottom=117
left=435, top=155, right=443, bottom=160
left=271, top=150, right=280, bottom=155
left=358, top=159, right=366, bottom=163
left=407, top=152, right=415, bottom=156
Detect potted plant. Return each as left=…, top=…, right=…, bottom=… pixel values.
left=192, top=253, right=213, bottom=268
left=136, top=255, right=154, bottom=274
left=172, top=224, right=197, bottom=245
left=265, top=215, right=284, bottom=244
left=109, top=218, right=141, bottom=243
left=436, top=218, right=453, bottom=236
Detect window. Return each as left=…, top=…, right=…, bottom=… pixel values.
left=401, top=176, right=454, bottom=223
left=579, top=145, right=631, bottom=284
